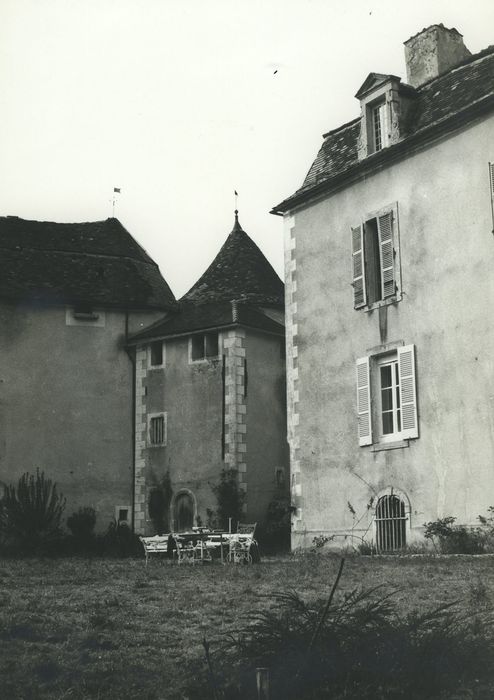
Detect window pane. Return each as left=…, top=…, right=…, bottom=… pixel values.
left=205, top=332, right=219, bottom=357
left=191, top=334, right=204, bottom=360
left=150, top=341, right=163, bottom=366
left=382, top=412, right=394, bottom=434
left=380, top=365, right=392, bottom=388
left=382, top=387, right=393, bottom=411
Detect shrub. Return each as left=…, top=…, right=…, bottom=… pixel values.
left=211, top=469, right=245, bottom=532
left=186, top=572, right=494, bottom=699
left=424, top=517, right=486, bottom=554
left=261, top=497, right=294, bottom=552
left=0, top=470, right=66, bottom=553
left=67, top=507, right=96, bottom=541
left=98, top=520, right=142, bottom=557
left=148, top=472, right=172, bottom=534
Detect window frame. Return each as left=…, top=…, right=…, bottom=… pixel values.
left=188, top=332, right=220, bottom=364
left=147, top=412, right=167, bottom=447
left=351, top=202, right=402, bottom=311
left=148, top=340, right=165, bottom=369
left=356, top=344, right=418, bottom=448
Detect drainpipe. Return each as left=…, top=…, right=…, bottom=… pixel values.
left=124, top=308, right=137, bottom=533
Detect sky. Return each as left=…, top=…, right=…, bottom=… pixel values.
left=1, top=0, right=493, bottom=298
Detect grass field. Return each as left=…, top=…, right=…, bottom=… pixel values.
left=1, top=553, right=494, bottom=699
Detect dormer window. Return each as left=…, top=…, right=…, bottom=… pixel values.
left=355, top=73, right=416, bottom=161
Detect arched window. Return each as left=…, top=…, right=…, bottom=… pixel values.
left=375, top=493, right=408, bottom=552
left=174, top=491, right=195, bottom=532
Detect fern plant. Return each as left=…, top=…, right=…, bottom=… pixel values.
left=0, top=469, right=66, bottom=550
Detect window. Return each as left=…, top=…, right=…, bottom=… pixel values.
left=149, top=341, right=164, bottom=367
left=375, top=494, right=407, bottom=552
left=352, top=203, right=400, bottom=309
left=371, top=101, right=388, bottom=152
left=356, top=345, right=418, bottom=446
left=190, top=332, right=219, bottom=362
left=275, top=467, right=286, bottom=488
left=115, top=506, right=131, bottom=527
left=148, top=412, right=167, bottom=446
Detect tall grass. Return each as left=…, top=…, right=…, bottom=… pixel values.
left=186, top=561, right=494, bottom=699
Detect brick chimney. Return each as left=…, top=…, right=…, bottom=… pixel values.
left=404, top=24, right=471, bottom=88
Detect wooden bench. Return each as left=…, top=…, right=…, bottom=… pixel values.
left=139, top=535, right=170, bottom=566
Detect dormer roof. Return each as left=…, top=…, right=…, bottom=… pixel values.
left=354, top=73, right=402, bottom=99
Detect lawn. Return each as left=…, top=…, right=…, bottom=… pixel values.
left=1, top=553, right=494, bottom=699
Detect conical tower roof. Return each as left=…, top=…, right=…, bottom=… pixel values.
left=181, top=211, right=284, bottom=306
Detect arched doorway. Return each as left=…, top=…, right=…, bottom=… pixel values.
left=174, top=491, right=195, bottom=532
left=375, top=493, right=408, bottom=552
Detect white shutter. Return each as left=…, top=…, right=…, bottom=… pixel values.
left=377, top=211, right=395, bottom=299
left=356, top=357, right=372, bottom=446
left=351, top=224, right=366, bottom=308
left=398, top=345, right=418, bottom=439
left=489, top=163, right=494, bottom=231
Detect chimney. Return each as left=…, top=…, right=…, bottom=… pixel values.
left=404, top=24, right=471, bottom=88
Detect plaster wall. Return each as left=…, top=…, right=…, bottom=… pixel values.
left=139, top=335, right=223, bottom=533
left=0, top=301, right=161, bottom=531
left=287, top=117, right=494, bottom=547
left=244, top=331, right=288, bottom=524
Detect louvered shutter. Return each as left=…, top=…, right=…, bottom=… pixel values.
left=489, top=163, right=494, bottom=231
left=356, top=357, right=372, bottom=446
left=352, top=224, right=366, bottom=308
left=377, top=211, right=395, bottom=299
left=397, top=345, right=418, bottom=439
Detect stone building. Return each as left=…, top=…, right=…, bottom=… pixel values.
left=272, top=25, right=494, bottom=550
left=128, top=212, right=287, bottom=535
left=0, top=216, right=176, bottom=530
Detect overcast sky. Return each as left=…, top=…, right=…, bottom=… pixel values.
left=1, top=1, right=493, bottom=298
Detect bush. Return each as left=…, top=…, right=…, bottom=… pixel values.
left=424, top=517, right=486, bottom=554
left=185, top=568, right=494, bottom=699
left=98, top=520, right=142, bottom=557
left=211, top=469, right=245, bottom=532
left=0, top=470, right=66, bottom=553
left=261, top=497, right=293, bottom=552
left=67, top=506, right=96, bottom=540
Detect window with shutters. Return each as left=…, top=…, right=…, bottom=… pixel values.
left=352, top=203, right=401, bottom=310
left=148, top=412, right=167, bottom=447
left=356, top=345, right=418, bottom=447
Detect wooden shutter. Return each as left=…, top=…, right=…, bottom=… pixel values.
left=352, top=224, right=366, bottom=308
left=377, top=211, right=395, bottom=298
left=356, top=357, right=372, bottom=446
left=489, top=163, right=494, bottom=232
left=398, top=345, right=418, bottom=439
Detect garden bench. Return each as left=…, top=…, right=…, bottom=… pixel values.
left=139, top=535, right=170, bottom=566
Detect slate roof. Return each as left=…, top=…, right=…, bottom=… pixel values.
left=272, top=45, right=494, bottom=214
left=128, top=300, right=284, bottom=343
left=0, top=216, right=176, bottom=309
left=181, top=212, right=284, bottom=307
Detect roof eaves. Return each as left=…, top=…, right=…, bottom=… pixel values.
left=271, top=90, right=494, bottom=215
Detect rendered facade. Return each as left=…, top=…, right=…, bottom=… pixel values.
left=0, top=216, right=176, bottom=530
left=272, top=25, right=494, bottom=550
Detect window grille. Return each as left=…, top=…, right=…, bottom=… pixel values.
left=150, top=415, right=165, bottom=445
left=375, top=494, right=407, bottom=552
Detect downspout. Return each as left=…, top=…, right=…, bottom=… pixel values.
left=124, top=308, right=137, bottom=533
